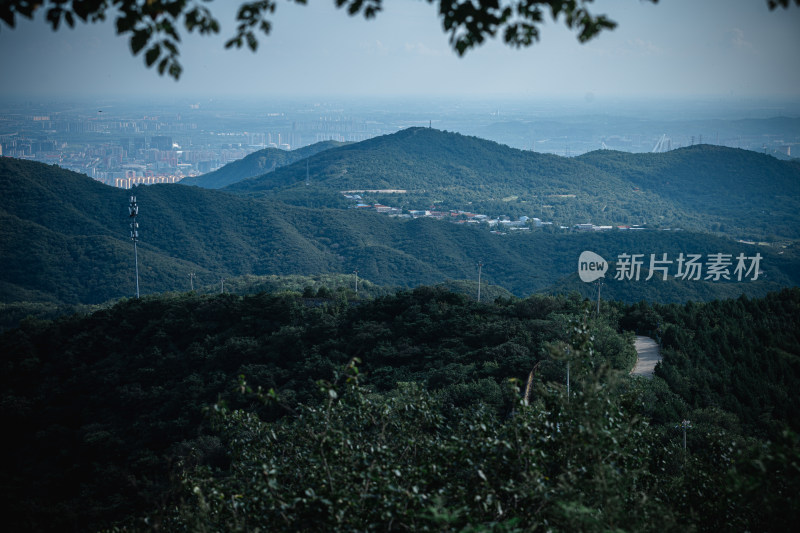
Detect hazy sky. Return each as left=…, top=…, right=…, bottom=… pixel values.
left=1, top=0, right=799, bottom=100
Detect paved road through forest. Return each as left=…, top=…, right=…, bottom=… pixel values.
left=631, top=336, right=661, bottom=378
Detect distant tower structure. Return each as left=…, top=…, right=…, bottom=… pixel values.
left=305, top=159, right=310, bottom=186
left=596, top=281, right=604, bottom=317
left=652, top=134, right=670, bottom=153
left=129, top=196, right=140, bottom=298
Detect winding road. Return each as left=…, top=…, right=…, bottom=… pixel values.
left=631, top=336, right=661, bottom=378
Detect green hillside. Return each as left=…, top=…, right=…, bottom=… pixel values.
left=180, top=140, right=345, bottom=189
left=4, top=126, right=800, bottom=533
left=577, top=145, right=800, bottom=239
left=2, top=156, right=799, bottom=307
left=225, top=127, right=643, bottom=223
left=224, top=128, right=800, bottom=240
left=2, top=287, right=798, bottom=531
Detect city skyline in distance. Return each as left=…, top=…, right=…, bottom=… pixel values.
left=0, top=0, right=799, bottom=101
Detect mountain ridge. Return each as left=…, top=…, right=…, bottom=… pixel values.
left=220, top=128, right=800, bottom=240
left=2, top=129, right=799, bottom=306
left=180, top=140, right=346, bottom=189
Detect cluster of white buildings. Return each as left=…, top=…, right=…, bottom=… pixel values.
left=573, top=223, right=648, bottom=231
left=343, top=191, right=550, bottom=232
left=111, top=174, right=186, bottom=189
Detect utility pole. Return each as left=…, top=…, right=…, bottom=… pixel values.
left=477, top=261, right=483, bottom=302
left=220, top=278, right=225, bottom=294
left=353, top=269, right=359, bottom=294
left=678, top=419, right=692, bottom=452
left=189, top=272, right=195, bottom=291
left=129, top=195, right=140, bottom=299
left=596, top=281, right=604, bottom=317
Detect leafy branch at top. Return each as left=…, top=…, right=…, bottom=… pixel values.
left=0, top=0, right=796, bottom=80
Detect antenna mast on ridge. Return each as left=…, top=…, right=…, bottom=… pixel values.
left=129, top=195, right=140, bottom=298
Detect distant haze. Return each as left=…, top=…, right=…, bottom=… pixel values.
left=1, top=0, right=799, bottom=100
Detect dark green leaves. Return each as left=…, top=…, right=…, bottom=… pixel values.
left=4, top=0, right=797, bottom=81
left=145, top=42, right=161, bottom=66
left=435, top=0, right=631, bottom=55
left=225, top=0, right=276, bottom=51
left=335, top=0, right=383, bottom=18
left=129, top=27, right=150, bottom=54
left=769, top=0, right=800, bottom=8
left=0, top=0, right=662, bottom=79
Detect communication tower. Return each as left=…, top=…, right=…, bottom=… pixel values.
left=129, top=196, right=140, bottom=298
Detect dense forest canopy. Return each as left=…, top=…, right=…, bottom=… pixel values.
left=1, top=286, right=798, bottom=531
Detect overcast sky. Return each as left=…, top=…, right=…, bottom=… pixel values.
left=1, top=0, right=799, bottom=101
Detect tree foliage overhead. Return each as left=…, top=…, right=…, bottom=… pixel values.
left=2, top=0, right=795, bottom=79
left=0, top=0, right=642, bottom=78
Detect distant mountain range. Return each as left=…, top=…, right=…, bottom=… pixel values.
left=217, top=128, right=800, bottom=241
left=180, top=140, right=346, bottom=189
left=1, top=128, right=799, bottom=307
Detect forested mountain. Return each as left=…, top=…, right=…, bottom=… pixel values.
left=2, top=287, right=798, bottom=531
left=180, top=140, right=345, bottom=189
left=0, top=288, right=608, bottom=531
left=576, top=145, right=800, bottom=238
left=223, top=127, right=800, bottom=240
left=1, top=156, right=799, bottom=307
left=3, top=128, right=800, bottom=531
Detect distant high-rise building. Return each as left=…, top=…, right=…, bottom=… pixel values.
left=151, top=136, right=173, bottom=151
